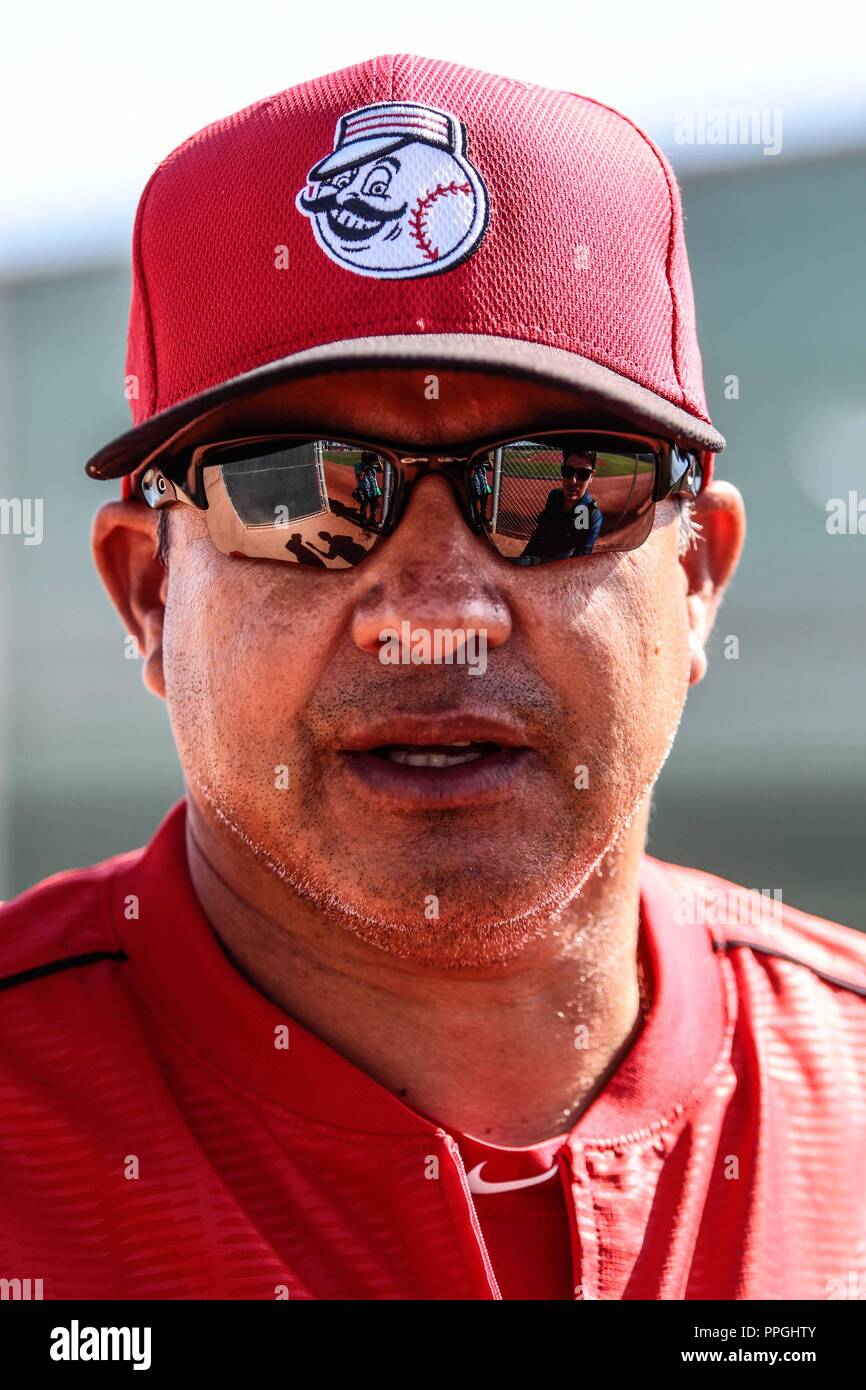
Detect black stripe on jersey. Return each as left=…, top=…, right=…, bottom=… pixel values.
left=0, top=950, right=128, bottom=992
left=713, top=938, right=866, bottom=999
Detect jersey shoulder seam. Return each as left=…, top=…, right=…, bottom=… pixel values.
left=711, top=937, right=866, bottom=1000
left=0, top=848, right=138, bottom=983
left=644, top=855, right=866, bottom=998
left=0, top=949, right=129, bottom=994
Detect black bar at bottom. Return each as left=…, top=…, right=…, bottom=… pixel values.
left=1, top=1297, right=858, bottom=1374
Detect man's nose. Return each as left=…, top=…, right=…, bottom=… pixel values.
left=350, top=474, right=513, bottom=659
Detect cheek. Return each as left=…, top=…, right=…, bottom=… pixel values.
left=523, top=541, right=691, bottom=792
left=160, top=542, right=347, bottom=793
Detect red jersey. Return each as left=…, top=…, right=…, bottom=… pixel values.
left=1, top=800, right=865, bottom=1301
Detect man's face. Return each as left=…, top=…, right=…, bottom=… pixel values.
left=561, top=457, right=595, bottom=505
left=153, top=376, right=702, bottom=968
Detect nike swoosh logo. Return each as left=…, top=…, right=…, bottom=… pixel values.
left=466, top=1162, right=559, bottom=1195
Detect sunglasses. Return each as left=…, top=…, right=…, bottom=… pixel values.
left=561, top=461, right=596, bottom=483
left=139, top=429, right=704, bottom=570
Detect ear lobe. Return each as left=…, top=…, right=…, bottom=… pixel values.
left=680, top=481, right=746, bottom=687
left=92, top=500, right=167, bottom=698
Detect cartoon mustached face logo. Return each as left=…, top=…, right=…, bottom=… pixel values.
left=296, top=102, right=489, bottom=279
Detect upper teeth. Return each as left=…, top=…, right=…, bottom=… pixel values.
left=387, top=745, right=482, bottom=768
left=334, top=209, right=377, bottom=230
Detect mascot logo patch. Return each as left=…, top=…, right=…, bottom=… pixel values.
left=296, top=102, right=489, bottom=279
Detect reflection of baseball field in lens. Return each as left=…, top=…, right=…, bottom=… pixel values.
left=490, top=446, right=653, bottom=554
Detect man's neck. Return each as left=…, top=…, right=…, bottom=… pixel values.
left=185, top=800, right=648, bottom=1147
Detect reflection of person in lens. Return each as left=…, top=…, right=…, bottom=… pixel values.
left=519, top=453, right=603, bottom=562
left=309, top=530, right=369, bottom=566
left=469, top=457, right=492, bottom=526
left=354, top=451, right=383, bottom=527
left=284, top=532, right=327, bottom=566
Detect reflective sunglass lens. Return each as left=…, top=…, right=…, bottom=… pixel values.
left=471, top=439, right=657, bottom=563
left=189, top=434, right=663, bottom=569
left=202, top=440, right=392, bottom=567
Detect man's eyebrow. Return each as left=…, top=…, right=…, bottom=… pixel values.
left=376, top=156, right=401, bottom=171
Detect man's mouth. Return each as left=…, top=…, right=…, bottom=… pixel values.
left=370, top=741, right=499, bottom=767
left=338, top=717, right=530, bottom=808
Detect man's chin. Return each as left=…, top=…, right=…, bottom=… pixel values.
left=192, top=779, right=619, bottom=967
left=288, top=860, right=601, bottom=968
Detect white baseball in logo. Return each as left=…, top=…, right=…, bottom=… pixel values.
left=296, top=102, right=489, bottom=279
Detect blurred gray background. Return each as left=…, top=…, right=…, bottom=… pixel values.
left=1, top=14, right=864, bottom=928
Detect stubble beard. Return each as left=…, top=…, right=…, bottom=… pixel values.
left=187, top=766, right=661, bottom=969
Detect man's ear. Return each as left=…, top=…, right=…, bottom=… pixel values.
left=680, top=481, right=746, bottom=687
left=92, top=500, right=168, bottom=698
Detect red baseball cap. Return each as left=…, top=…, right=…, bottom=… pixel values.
left=84, top=53, right=725, bottom=488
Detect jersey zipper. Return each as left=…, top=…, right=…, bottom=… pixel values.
left=442, top=1133, right=502, bottom=1299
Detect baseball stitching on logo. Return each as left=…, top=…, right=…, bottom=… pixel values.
left=408, top=182, right=472, bottom=261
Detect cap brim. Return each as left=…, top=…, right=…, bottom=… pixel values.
left=85, top=334, right=725, bottom=481
left=308, top=135, right=409, bottom=181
